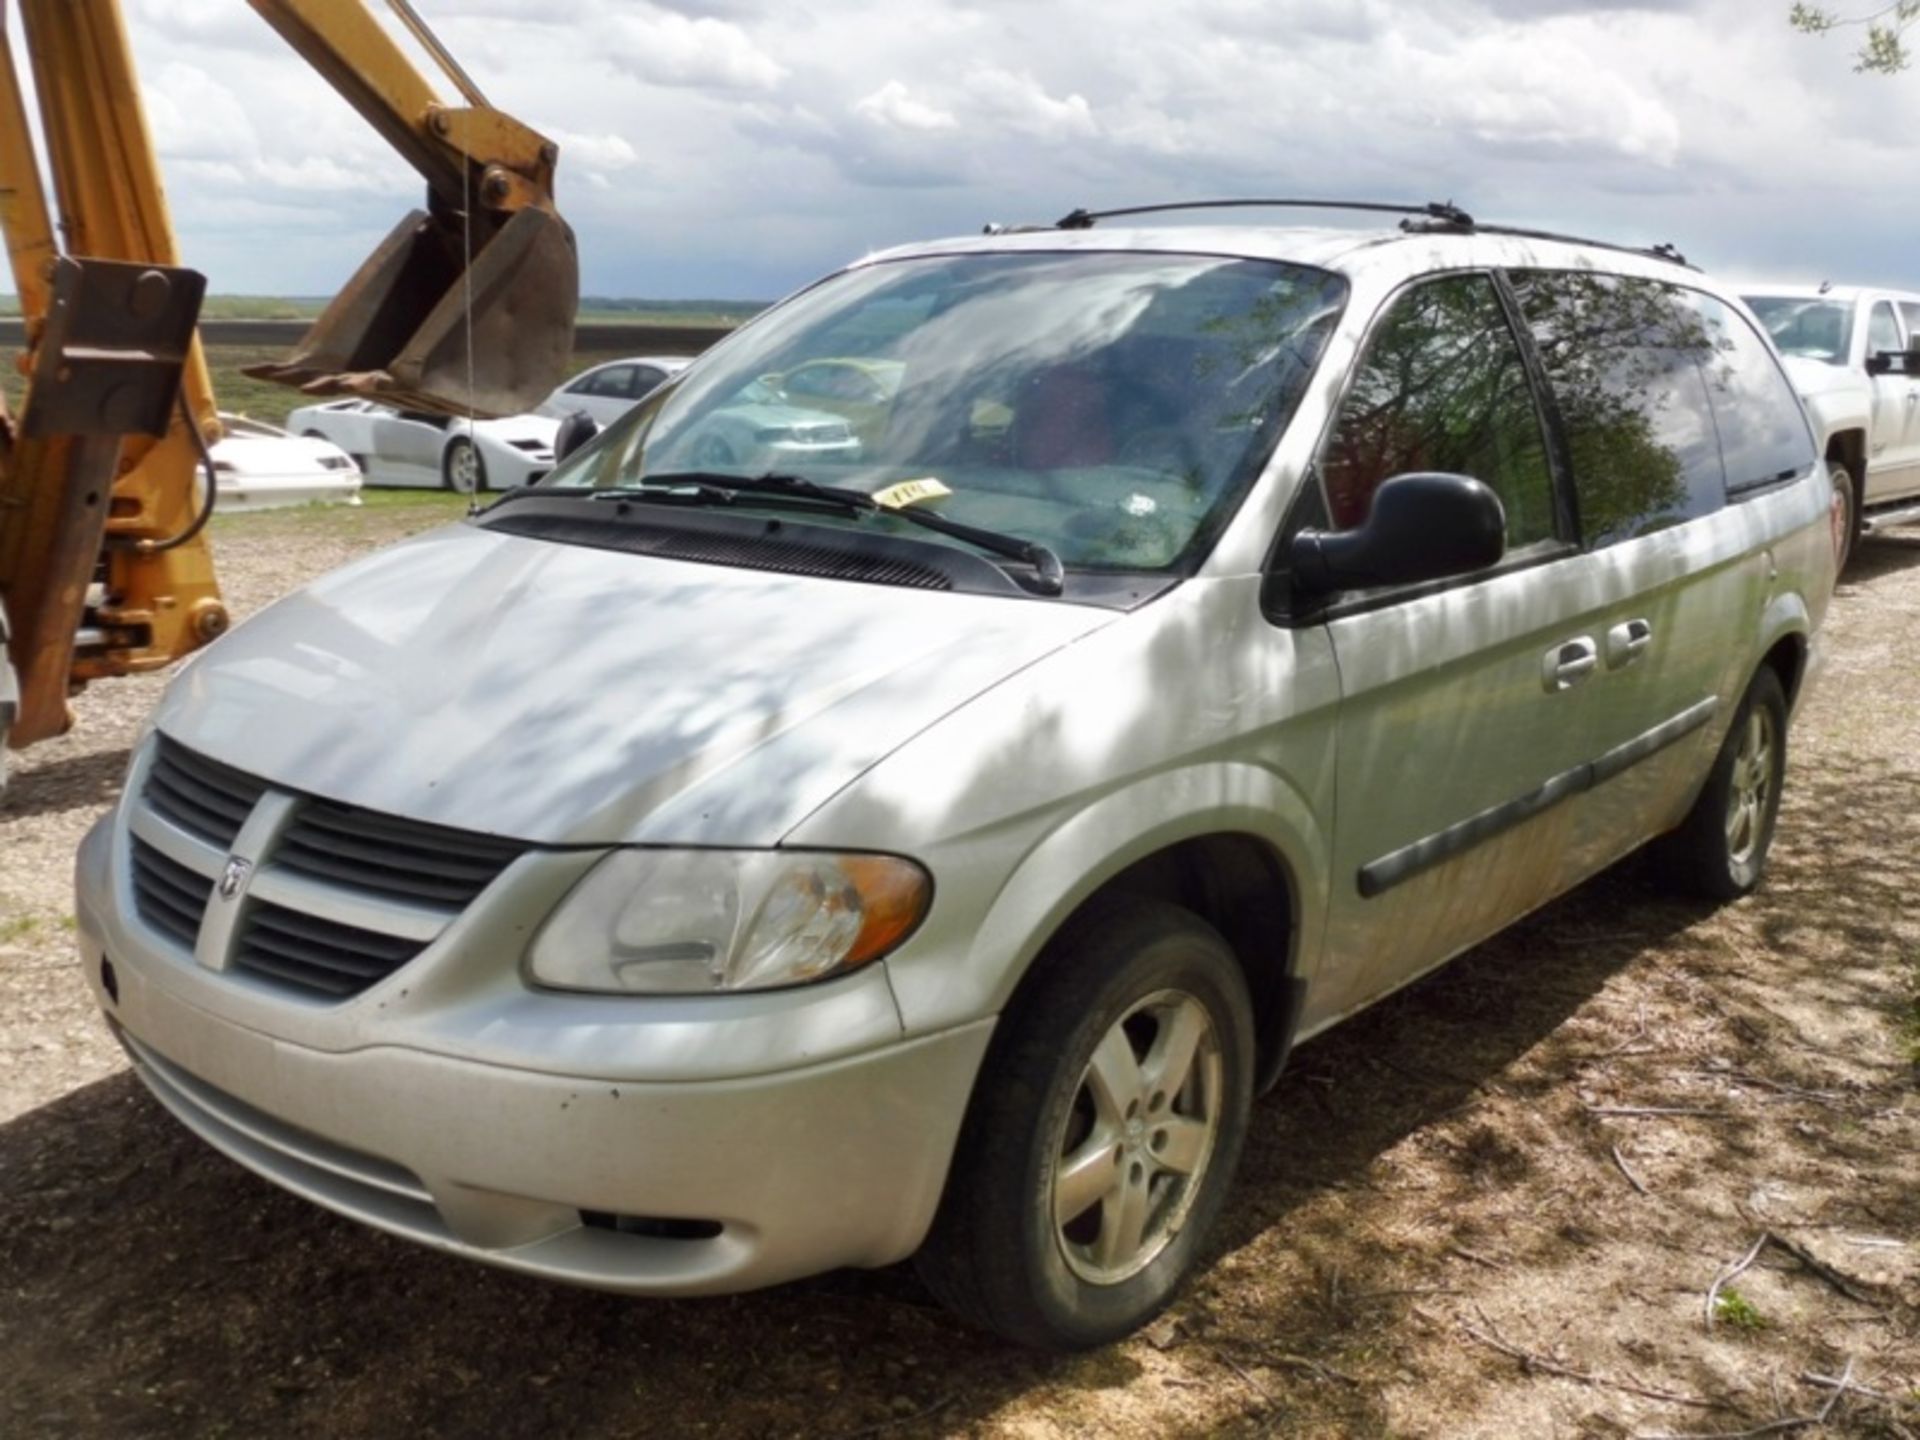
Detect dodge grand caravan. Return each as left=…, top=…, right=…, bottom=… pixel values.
left=76, top=209, right=1834, bottom=1349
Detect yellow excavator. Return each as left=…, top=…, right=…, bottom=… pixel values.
left=0, top=0, right=578, bottom=787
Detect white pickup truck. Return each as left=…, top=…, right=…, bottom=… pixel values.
left=1741, top=284, right=1920, bottom=571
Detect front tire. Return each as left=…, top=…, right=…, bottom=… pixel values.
left=442, top=436, right=486, bottom=494
left=914, top=898, right=1254, bottom=1350
left=1652, top=666, right=1788, bottom=901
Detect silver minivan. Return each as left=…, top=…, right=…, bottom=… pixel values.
left=75, top=211, right=1834, bottom=1349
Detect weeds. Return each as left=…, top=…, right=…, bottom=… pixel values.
left=1712, top=1288, right=1769, bottom=1332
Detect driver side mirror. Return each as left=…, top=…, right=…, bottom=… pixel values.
left=1866, top=349, right=1913, bottom=377
left=554, top=409, right=600, bottom=462
left=1290, top=472, right=1507, bottom=597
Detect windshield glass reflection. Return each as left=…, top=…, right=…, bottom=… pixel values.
left=543, top=253, right=1348, bottom=573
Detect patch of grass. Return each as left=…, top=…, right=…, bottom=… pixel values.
left=0, top=912, right=41, bottom=944
left=348, top=488, right=474, bottom=513
left=1712, top=1287, right=1769, bottom=1332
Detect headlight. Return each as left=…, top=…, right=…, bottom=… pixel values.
left=526, top=849, right=931, bottom=995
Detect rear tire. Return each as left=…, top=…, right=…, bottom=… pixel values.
left=442, top=436, right=486, bottom=494
left=1829, top=460, right=1859, bottom=575
left=913, top=898, right=1254, bottom=1350
left=1651, top=666, right=1788, bottom=901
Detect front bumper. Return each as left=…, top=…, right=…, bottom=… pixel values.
left=75, top=813, right=992, bottom=1296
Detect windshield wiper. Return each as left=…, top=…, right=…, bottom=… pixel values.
left=626, top=472, right=1068, bottom=596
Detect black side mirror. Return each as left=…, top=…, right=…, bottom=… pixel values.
left=554, top=409, right=600, bottom=462
left=1290, top=472, right=1506, bottom=596
left=1866, top=350, right=1911, bottom=377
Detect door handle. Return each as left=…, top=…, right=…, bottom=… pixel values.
left=1542, top=637, right=1598, bottom=692
left=1606, top=617, right=1653, bottom=669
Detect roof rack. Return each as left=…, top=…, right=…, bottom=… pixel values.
left=1035, top=198, right=1693, bottom=270
left=1053, top=198, right=1475, bottom=230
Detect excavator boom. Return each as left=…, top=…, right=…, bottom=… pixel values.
left=242, top=0, right=577, bottom=417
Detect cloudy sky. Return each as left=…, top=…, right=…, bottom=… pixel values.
left=32, top=0, right=1920, bottom=301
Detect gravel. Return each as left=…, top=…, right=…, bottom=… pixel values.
left=3, top=507, right=1916, bottom=1438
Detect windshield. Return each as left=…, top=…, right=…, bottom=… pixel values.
left=541, top=252, right=1347, bottom=573
left=1742, top=295, right=1853, bottom=366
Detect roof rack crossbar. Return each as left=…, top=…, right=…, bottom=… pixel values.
left=1054, top=198, right=1475, bottom=230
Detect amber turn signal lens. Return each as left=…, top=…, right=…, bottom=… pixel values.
left=839, top=854, right=932, bottom=966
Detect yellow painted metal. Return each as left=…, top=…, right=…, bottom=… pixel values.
left=0, top=0, right=574, bottom=756
left=0, top=0, right=223, bottom=749
left=241, top=2, right=576, bottom=416
left=0, top=19, right=54, bottom=346
left=248, top=0, right=556, bottom=209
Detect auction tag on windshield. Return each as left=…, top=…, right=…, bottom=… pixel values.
left=872, top=477, right=953, bottom=510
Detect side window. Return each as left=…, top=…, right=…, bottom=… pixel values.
left=1900, top=303, right=1920, bottom=345
left=583, top=365, right=637, bottom=398
left=1691, top=294, right=1817, bottom=491
left=1510, top=271, right=1724, bottom=548
left=1867, top=302, right=1902, bottom=358
left=631, top=366, right=665, bottom=397
left=1319, top=273, right=1557, bottom=549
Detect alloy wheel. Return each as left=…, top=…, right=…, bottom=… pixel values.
left=1051, top=989, right=1223, bottom=1285
left=1724, top=704, right=1777, bottom=865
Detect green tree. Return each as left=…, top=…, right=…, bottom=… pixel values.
left=1790, top=2, right=1919, bottom=74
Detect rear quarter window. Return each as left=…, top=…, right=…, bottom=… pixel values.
left=1509, top=271, right=1725, bottom=548
left=1691, top=295, right=1816, bottom=492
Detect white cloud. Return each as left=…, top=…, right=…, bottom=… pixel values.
left=28, top=0, right=1914, bottom=299
left=853, top=81, right=957, bottom=133
left=963, top=69, right=1097, bottom=139
left=547, top=129, right=641, bottom=172
left=601, top=8, right=785, bottom=91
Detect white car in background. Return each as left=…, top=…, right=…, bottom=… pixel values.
left=537, top=356, right=690, bottom=427
left=209, top=414, right=361, bottom=511
left=286, top=400, right=559, bottom=492
left=1741, top=284, right=1920, bottom=568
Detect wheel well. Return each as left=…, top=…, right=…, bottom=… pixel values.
left=1826, top=429, right=1865, bottom=488
left=1761, top=633, right=1807, bottom=709
left=1036, top=834, right=1301, bottom=1091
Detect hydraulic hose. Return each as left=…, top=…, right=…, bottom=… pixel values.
left=117, top=391, right=218, bottom=555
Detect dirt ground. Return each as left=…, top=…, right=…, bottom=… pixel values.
left=3, top=499, right=1916, bottom=1439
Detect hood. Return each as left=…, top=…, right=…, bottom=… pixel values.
left=472, top=412, right=560, bottom=445
left=211, top=432, right=350, bottom=477
left=153, top=522, right=1114, bottom=846
left=1779, top=352, right=1863, bottom=402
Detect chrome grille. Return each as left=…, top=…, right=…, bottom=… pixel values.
left=131, top=737, right=528, bottom=1002
left=276, top=798, right=527, bottom=907
left=146, top=736, right=267, bottom=847
left=130, top=835, right=211, bottom=950
left=233, top=901, right=427, bottom=998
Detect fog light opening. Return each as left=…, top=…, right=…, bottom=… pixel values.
left=580, top=1210, right=723, bottom=1241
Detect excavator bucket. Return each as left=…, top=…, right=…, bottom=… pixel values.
left=244, top=204, right=577, bottom=419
